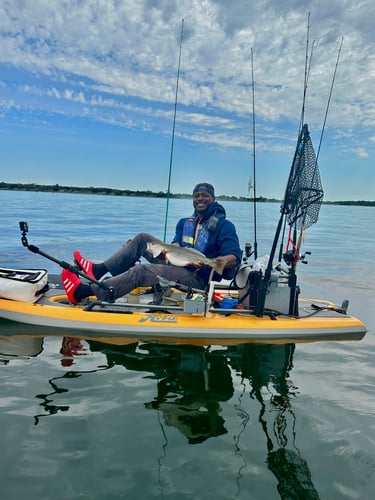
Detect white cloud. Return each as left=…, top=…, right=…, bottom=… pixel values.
left=0, top=0, right=374, bottom=198
left=354, top=148, right=369, bottom=158
left=1, top=0, right=373, bottom=123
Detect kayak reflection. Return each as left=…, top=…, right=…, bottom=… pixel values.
left=90, top=341, right=234, bottom=444
left=88, top=339, right=319, bottom=497
left=0, top=333, right=319, bottom=497
left=0, top=335, right=43, bottom=364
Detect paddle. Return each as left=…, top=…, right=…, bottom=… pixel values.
left=19, top=221, right=114, bottom=300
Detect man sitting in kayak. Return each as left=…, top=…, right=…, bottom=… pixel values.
left=61, top=182, right=242, bottom=303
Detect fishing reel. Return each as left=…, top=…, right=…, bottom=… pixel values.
left=300, top=251, right=311, bottom=264
left=283, top=250, right=298, bottom=266
left=242, top=242, right=254, bottom=263
left=283, top=249, right=311, bottom=265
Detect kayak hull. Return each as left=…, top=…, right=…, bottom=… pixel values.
left=0, top=276, right=367, bottom=345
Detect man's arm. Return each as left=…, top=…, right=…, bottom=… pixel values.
left=217, top=220, right=242, bottom=269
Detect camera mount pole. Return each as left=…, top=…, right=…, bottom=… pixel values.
left=19, top=222, right=115, bottom=301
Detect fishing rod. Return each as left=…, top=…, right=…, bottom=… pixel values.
left=163, top=18, right=184, bottom=242
left=295, top=35, right=344, bottom=255
left=278, top=14, right=315, bottom=264
left=314, top=36, right=343, bottom=171
left=18, top=221, right=115, bottom=299
left=298, top=12, right=314, bottom=134
left=250, top=47, right=258, bottom=260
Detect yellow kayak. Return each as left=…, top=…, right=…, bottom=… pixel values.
left=0, top=274, right=367, bottom=345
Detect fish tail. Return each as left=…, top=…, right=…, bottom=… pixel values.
left=213, top=257, right=226, bottom=276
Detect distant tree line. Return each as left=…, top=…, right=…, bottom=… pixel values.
left=0, top=181, right=262, bottom=201
left=324, top=200, right=375, bottom=207
left=0, top=181, right=373, bottom=206
left=0, top=182, right=167, bottom=198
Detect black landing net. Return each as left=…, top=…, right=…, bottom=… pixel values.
left=283, top=124, right=323, bottom=229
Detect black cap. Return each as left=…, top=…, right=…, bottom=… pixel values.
left=193, top=183, right=215, bottom=197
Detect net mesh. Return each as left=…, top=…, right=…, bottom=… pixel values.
left=283, top=124, right=323, bottom=229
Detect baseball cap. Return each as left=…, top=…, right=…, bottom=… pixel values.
left=192, top=183, right=215, bottom=197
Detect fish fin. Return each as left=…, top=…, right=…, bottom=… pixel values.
left=185, top=247, right=206, bottom=257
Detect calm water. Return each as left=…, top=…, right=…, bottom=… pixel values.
left=0, top=191, right=374, bottom=500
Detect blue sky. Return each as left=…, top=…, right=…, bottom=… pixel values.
left=0, top=0, right=374, bottom=201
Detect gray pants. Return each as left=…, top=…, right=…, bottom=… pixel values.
left=91, top=233, right=206, bottom=301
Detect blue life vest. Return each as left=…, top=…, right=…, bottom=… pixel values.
left=181, top=214, right=221, bottom=253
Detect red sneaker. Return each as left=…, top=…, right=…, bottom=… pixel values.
left=62, top=269, right=82, bottom=304
left=73, top=250, right=95, bottom=280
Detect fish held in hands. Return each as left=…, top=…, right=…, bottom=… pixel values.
left=146, top=240, right=226, bottom=275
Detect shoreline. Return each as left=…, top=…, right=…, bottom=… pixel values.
left=1, top=182, right=374, bottom=207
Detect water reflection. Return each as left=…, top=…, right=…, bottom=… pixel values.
left=60, top=336, right=89, bottom=367
left=83, top=338, right=320, bottom=498
left=0, top=334, right=320, bottom=498
left=0, top=335, right=43, bottom=364
left=225, top=344, right=319, bottom=499
left=90, top=341, right=234, bottom=444
left=32, top=339, right=109, bottom=425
